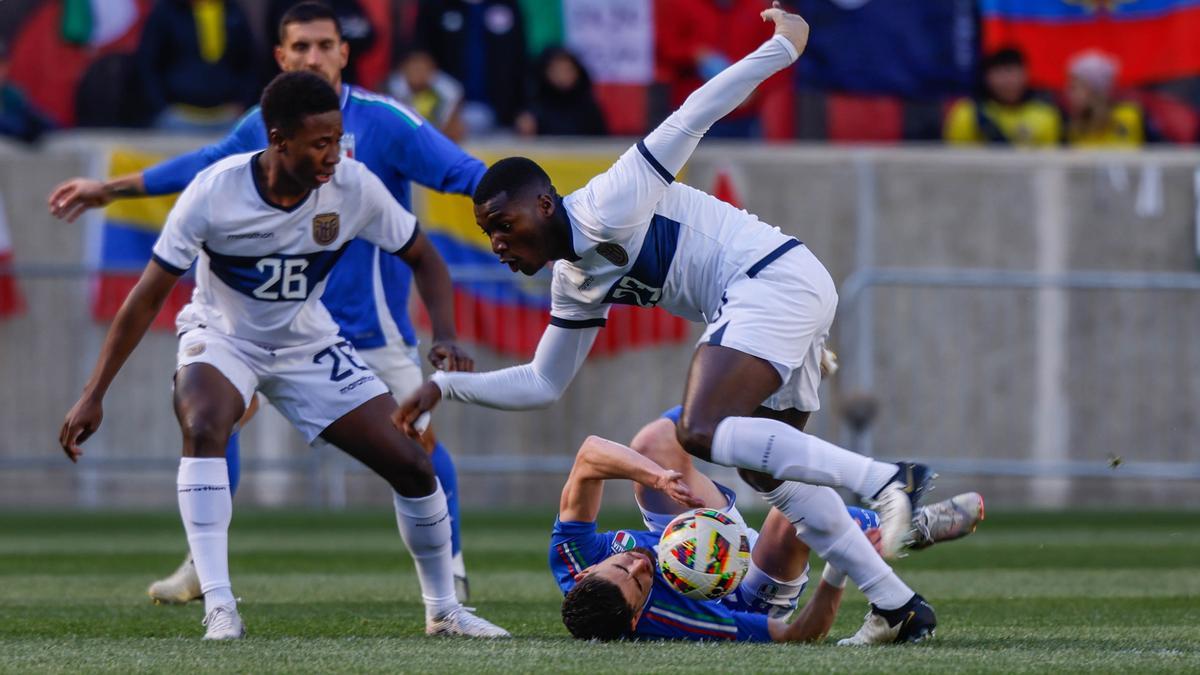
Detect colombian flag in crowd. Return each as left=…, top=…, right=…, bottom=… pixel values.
left=91, top=149, right=193, bottom=330
left=982, top=0, right=1200, bottom=89
left=415, top=151, right=691, bottom=358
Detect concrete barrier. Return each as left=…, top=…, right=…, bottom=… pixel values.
left=2, top=133, right=1198, bottom=509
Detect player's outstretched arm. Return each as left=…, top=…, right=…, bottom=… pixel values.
left=393, top=323, right=600, bottom=436
left=48, top=174, right=146, bottom=223
left=48, top=114, right=263, bottom=222
left=560, top=435, right=703, bottom=523
left=397, top=230, right=473, bottom=372
left=640, top=2, right=807, bottom=178
left=59, top=260, right=181, bottom=462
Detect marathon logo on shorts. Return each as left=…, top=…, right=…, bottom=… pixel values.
left=339, top=374, right=375, bottom=394
left=185, top=342, right=206, bottom=357
left=312, top=212, right=340, bottom=246
left=611, top=530, right=636, bottom=554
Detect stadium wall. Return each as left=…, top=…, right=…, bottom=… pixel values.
left=2, top=134, right=1199, bottom=510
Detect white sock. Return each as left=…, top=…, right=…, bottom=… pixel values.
left=393, top=481, right=458, bottom=620
left=761, top=481, right=914, bottom=610
left=712, top=416, right=898, bottom=499
left=177, top=457, right=235, bottom=614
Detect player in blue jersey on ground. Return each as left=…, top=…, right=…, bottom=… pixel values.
left=399, top=4, right=943, bottom=642
left=552, top=409, right=984, bottom=643
left=47, top=2, right=481, bottom=603
left=58, top=71, right=508, bottom=640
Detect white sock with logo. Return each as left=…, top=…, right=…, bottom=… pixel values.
left=177, top=457, right=236, bottom=614
left=711, top=416, right=899, bottom=499
left=393, top=481, right=459, bottom=620
left=760, top=481, right=913, bottom=610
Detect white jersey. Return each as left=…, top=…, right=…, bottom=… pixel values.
left=152, top=151, right=419, bottom=347
left=551, top=143, right=796, bottom=327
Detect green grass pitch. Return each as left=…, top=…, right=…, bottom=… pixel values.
left=1, top=508, right=1198, bottom=673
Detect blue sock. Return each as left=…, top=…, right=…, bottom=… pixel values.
left=225, top=431, right=241, bottom=496
left=846, top=506, right=879, bottom=532
left=430, top=442, right=461, bottom=556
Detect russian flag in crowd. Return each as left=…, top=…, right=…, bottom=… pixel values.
left=982, top=0, right=1200, bottom=88
left=414, top=151, right=691, bottom=358
left=91, top=149, right=193, bottom=330
left=0, top=192, right=26, bottom=319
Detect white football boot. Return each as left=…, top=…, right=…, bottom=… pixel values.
left=868, top=462, right=935, bottom=559
left=426, top=606, right=511, bottom=638
left=202, top=605, right=245, bottom=640
left=148, top=553, right=203, bottom=604
left=910, top=492, right=985, bottom=550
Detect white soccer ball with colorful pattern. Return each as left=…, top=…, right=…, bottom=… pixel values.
left=657, top=508, right=751, bottom=601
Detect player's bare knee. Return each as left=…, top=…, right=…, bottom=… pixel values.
left=383, top=440, right=437, bottom=497
left=179, top=417, right=230, bottom=458
left=631, top=419, right=687, bottom=468
left=675, top=416, right=716, bottom=463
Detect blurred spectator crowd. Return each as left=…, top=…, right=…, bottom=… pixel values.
left=1, top=0, right=1197, bottom=147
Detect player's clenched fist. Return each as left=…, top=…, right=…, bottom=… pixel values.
left=761, top=1, right=809, bottom=56
left=394, top=381, right=442, bottom=439
left=59, top=395, right=103, bottom=463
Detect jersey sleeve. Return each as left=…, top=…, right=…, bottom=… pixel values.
left=549, top=264, right=611, bottom=327
left=143, top=107, right=265, bottom=195
left=376, top=98, right=487, bottom=196
left=355, top=165, right=420, bottom=254
left=150, top=178, right=209, bottom=275
left=572, top=34, right=798, bottom=237
left=549, top=519, right=615, bottom=594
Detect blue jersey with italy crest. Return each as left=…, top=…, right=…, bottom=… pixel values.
left=549, top=518, right=771, bottom=642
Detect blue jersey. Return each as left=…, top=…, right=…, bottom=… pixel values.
left=142, top=84, right=486, bottom=349
left=549, top=518, right=771, bottom=642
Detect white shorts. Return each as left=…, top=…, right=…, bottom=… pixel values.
left=698, top=243, right=837, bottom=412
left=176, top=328, right=389, bottom=442
left=638, top=482, right=760, bottom=551
left=357, top=341, right=424, bottom=400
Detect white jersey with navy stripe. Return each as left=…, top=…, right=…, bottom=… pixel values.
left=152, top=151, right=419, bottom=347
left=553, top=142, right=796, bottom=327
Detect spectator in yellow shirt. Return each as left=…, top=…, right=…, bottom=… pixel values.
left=944, top=48, right=1061, bottom=147
left=1063, top=50, right=1145, bottom=148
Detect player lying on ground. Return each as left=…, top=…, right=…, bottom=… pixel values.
left=47, top=1, right=481, bottom=604
left=553, top=426, right=983, bottom=643
left=398, top=3, right=939, bottom=638
left=57, top=71, right=506, bottom=641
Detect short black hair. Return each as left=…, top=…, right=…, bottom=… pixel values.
left=473, top=157, right=553, bottom=205
left=260, top=71, right=340, bottom=138
left=982, top=47, right=1026, bottom=72
left=279, top=1, right=343, bottom=44
left=561, top=577, right=634, bottom=641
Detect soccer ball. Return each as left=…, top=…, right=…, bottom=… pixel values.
left=657, top=508, right=751, bottom=601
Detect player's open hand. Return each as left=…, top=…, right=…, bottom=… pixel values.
left=59, top=395, right=103, bottom=463
left=654, top=470, right=705, bottom=509
left=394, top=381, right=442, bottom=439
left=48, top=178, right=111, bottom=223
left=761, top=1, right=810, bottom=57
left=428, top=341, right=474, bottom=372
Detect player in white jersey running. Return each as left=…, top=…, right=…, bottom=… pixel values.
left=58, top=72, right=507, bottom=641
left=398, top=4, right=936, bottom=641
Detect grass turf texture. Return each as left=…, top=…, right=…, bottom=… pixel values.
left=1, top=509, right=1198, bottom=673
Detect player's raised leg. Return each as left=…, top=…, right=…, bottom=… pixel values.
left=319, top=394, right=508, bottom=638
left=678, top=343, right=927, bottom=558
left=172, top=362, right=248, bottom=640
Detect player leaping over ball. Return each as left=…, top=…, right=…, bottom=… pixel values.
left=58, top=71, right=507, bottom=641
left=398, top=3, right=938, bottom=637
left=551, top=420, right=984, bottom=643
